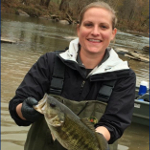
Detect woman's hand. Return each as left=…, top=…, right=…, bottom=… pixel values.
left=95, top=126, right=110, bottom=141
left=16, top=97, right=42, bottom=122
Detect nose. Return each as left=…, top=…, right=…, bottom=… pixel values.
left=91, top=25, right=100, bottom=36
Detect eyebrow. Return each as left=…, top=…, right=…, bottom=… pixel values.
left=83, top=21, right=110, bottom=26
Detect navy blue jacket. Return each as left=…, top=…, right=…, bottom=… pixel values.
left=9, top=51, right=136, bottom=144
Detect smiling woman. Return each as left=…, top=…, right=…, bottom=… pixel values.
left=9, top=1, right=136, bottom=150
left=77, top=6, right=117, bottom=69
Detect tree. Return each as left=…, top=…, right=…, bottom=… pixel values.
left=40, top=0, right=51, bottom=8
left=21, top=0, right=30, bottom=5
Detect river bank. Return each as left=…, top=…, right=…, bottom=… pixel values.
left=1, top=1, right=149, bottom=37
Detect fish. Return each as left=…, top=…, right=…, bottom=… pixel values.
left=33, top=94, right=108, bottom=150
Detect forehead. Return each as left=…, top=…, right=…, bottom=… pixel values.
left=82, top=7, right=112, bottom=23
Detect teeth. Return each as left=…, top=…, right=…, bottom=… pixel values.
left=88, top=39, right=101, bottom=42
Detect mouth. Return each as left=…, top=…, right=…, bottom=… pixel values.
left=88, top=39, right=102, bottom=43
left=47, top=115, right=64, bottom=126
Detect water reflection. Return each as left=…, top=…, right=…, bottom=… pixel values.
left=1, top=13, right=149, bottom=150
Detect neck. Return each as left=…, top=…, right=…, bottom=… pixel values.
left=79, top=50, right=105, bottom=69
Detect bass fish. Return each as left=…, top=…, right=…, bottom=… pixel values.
left=33, top=94, right=108, bottom=150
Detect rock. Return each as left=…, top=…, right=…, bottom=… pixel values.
left=51, top=15, right=59, bottom=19
left=1, top=37, right=16, bottom=44
left=114, top=47, right=149, bottom=63
left=114, top=47, right=129, bottom=55
left=16, top=9, right=30, bottom=17
left=59, top=20, right=69, bottom=25
left=125, top=53, right=149, bottom=62
left=142, top=46, right=149, bottom=52
left=39, top=15, right=51, bottom=20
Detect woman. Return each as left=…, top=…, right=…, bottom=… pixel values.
left=9, top=1, right=136, bottom=150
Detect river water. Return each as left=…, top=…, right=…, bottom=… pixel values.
left=1, top=13, right=149, bottom=150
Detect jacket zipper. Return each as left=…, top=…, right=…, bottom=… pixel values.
left=80, top=80, right=86, bottom=94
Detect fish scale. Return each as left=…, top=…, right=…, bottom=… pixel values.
left=49, top=116, right=99, bottom=150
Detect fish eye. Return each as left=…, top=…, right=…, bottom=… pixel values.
left=49, top=103, right=56, bottom=108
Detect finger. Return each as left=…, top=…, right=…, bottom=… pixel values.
left=26, top=97, right=38, bottom=106
left=26, top=107, right=38, bottom=115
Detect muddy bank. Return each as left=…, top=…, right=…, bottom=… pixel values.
left=1, top=1, right=149, bottom=36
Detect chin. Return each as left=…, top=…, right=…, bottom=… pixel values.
left=87, top=51, right=101, bottom=55
left=87, top=48, right=103, bottom=54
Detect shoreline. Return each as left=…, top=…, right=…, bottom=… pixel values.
left=1, top=2, right=149, bottom=38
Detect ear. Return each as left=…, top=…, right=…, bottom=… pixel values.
left=76, top=24, right=80, bottom=37
left=111, top=28, right=117, bottom=41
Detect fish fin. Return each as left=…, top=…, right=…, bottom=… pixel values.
left=51, top=132, right=56, bottom=141
left=80, top=118, right=95, bottom=132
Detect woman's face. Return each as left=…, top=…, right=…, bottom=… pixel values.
left=77, top=7, right=117, bottom=56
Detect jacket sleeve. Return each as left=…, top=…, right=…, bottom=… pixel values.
left=95, top=69, right=136, bottom=144
left=9, top=52, right=55, bottom=126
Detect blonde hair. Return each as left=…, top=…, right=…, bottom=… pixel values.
left=78, top=1, right=117, bottom=29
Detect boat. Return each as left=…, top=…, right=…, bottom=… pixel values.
left=132, top=87, right=149, bottom=126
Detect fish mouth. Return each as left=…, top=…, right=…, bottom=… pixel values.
left=47, top=115, right=64, bottom=127
left=88, top=38, right=102, bottom=43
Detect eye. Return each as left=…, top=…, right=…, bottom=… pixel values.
left=84, top=23, right=93, bottom=27
left=102, top=26, right=107, bottom=28
left=101, top=25, right=108, bottom=29
left=49, top=102, right=56, bottom=108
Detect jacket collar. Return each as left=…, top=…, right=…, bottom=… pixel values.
left=59, top=38, right=79, bottom=62
left=59, top=38, right=129, bottom=75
